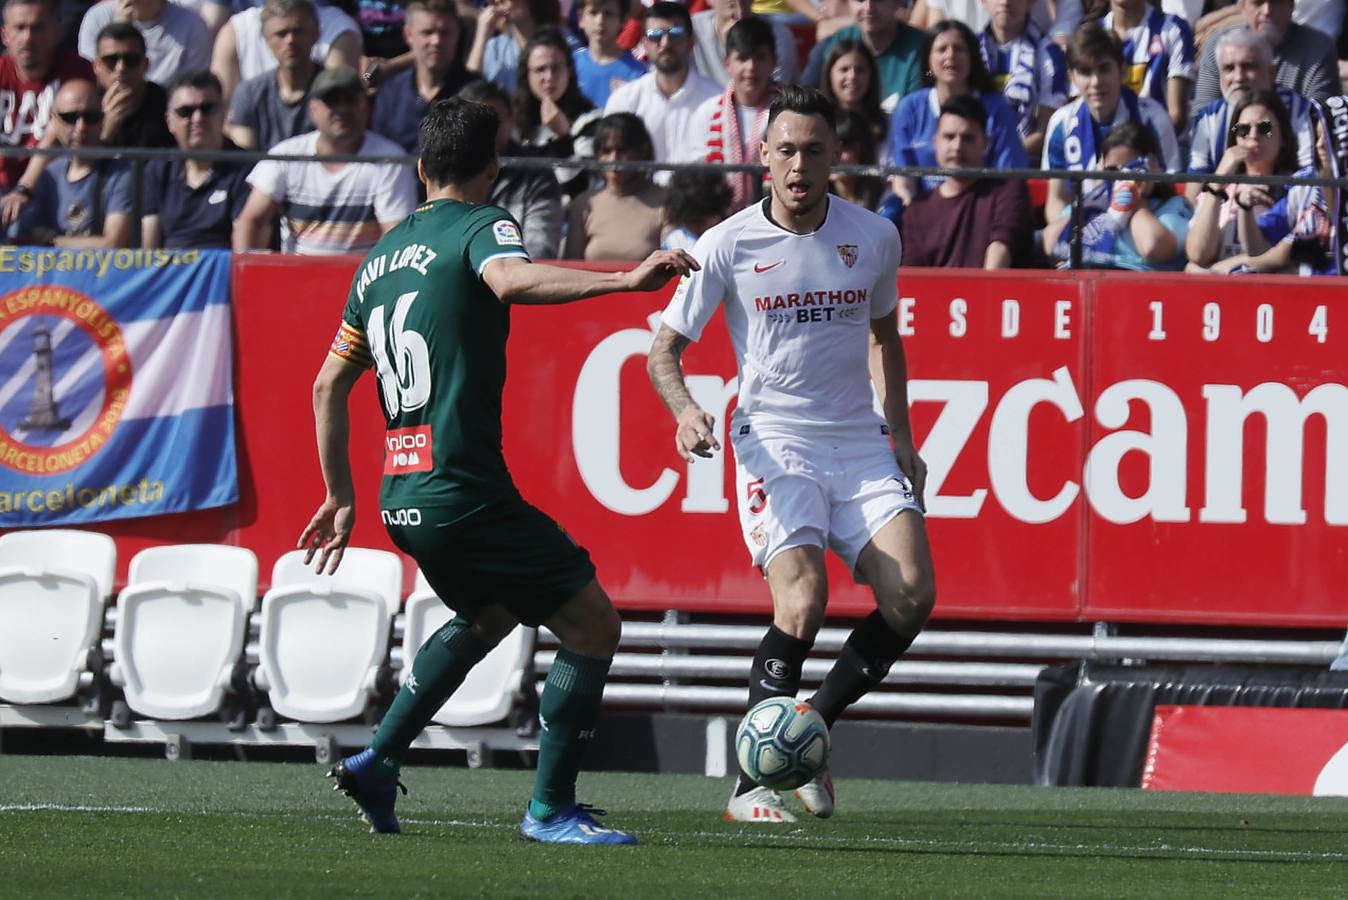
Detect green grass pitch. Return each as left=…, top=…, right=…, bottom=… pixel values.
left=2, top=755, right=1347, bottom=897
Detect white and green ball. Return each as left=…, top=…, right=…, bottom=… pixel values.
left=734, top=696, right=829, bottom=790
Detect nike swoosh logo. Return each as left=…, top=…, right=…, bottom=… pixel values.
left=754, top=261, right=784, bottom=273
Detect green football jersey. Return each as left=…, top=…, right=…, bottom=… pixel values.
left=329, top=198, right=531, bottom=509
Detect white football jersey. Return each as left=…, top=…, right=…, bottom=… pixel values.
left=661, top=195, right=901, bottom=434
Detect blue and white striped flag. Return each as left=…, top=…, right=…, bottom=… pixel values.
left=0, top=247, right=237, bottom=525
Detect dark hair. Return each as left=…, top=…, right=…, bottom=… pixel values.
left=833, top=109, right=883, bottom=209
left=513, top=26, right=593, bottom=139
left=834, top=108, right=877, bottom=164
left=1100, top=120, right=1171, bottom=199
left=1100, top=119, right=1157, bottom=157
left=643, top=1, right=691, bottom=31
left=460, top=78, right=511, bottom=109
left=724, top=16, right=775, bottom=60
left=937, top=93, right=987, bottom=132
left=1227, top=87, right=1298, bottom=175
left=1067, top=23, right=1124, bottom=70
left=592, top=112, right=653, bottom=160
left=819, top=38, right=884, bottom=139
left=95, top=21, right=146, bottom=53
left=525, top=0, right=560, bottom=26
left=578, top=0, right=629, bottom=19
left=664, top=169, right=732, bottom=228
left=419, top=96, right=500, bottom=185
left=165, top=68, right=223, bottom=99
left=921, top=19, right=995, bottom=94
left=766, top=84, right=836, bottom=133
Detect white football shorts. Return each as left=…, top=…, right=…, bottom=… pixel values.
left=732, top=425, right=923, bottom=575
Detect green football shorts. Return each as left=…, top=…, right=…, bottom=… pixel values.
left=382, top=495, right=597, bottom=627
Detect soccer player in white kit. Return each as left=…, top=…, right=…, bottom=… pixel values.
left=647, top=85, right=936, bottom=823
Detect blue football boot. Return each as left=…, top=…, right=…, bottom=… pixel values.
left=328, top=748, right=407, bottom=834
left=519, top=802, right=638, bottom=845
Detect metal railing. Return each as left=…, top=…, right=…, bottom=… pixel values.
left=4, top=143, right=1346, bottom=269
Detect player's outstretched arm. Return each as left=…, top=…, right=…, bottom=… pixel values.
left=299, top=355, right=364, bottom=575
left=482, top=250, right=700, bottom=306
left=647, top=323, right=720, bottom=460
left=870, top=310, right=927, bottom=506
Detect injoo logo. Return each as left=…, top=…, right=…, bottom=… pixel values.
left=381, top=508, right=422, bottom=526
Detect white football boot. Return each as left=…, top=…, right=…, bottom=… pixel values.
left=794, top=768, right=835, bottom=818
left=724, top=785, right=797, bottom=823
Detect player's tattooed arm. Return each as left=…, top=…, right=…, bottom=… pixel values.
left=647, top=324, right=695, bottom=414
left=648, top=324, right=721, bottom=460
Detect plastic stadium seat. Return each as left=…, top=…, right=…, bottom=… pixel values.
left=110, top=545, right=258, bottom=720
left=255, top=549, right=402, bottom=723
left=0, top=529, right=116, bottom=704
left=402, top=570, right=536, bottom=727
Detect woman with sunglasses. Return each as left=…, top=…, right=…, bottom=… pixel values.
left=512, top=27, right=600, bottom=198
left=887, top=20, right=1026, bottom=206
left=1186, top=88, right=1306, bottom=274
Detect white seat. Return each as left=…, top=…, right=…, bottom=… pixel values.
left=402, top=570, right=535, bottom=727
left=0, top=529, right=115, bottom=704
left=111, top=545, right=258, bottom=720
left=255, top=548, right=402, bottom=723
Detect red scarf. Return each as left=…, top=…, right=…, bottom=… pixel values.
left=704, top=82, right=778, bottom=211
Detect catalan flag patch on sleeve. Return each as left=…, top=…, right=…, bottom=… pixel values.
left=329, top=320, right=374, bottom=368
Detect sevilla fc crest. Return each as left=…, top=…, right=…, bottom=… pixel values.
left=836, top=244, right=858, bottom=268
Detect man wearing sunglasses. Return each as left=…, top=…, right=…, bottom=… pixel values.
left=77, top=0, right=212, bottom=89
left=141, top=69, right=252, bottom=249
left=233, top=65, right=416, bottom=255
left=604, top=2, right=718, bottom=169
left=19, top=79, right=132, bottom=248
left=91, top=22, right=173, bottom=149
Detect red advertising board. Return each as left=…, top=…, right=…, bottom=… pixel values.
left=493, top=269, right=1087, bottom=617
left=1085, top=274, right=1348, bottom=625
left=9, top=257, right=1346, bottom=627
left=1141, top=705, right=1348, bottom=795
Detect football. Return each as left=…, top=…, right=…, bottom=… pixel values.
left=734, top=696, right=829, bottom=790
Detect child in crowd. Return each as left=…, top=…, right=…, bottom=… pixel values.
left=573, top=0, right=645, bottom=107
left=1044, top=120, right=1191, bottom=270
left=564, top=112, right=666, bottom=259
left=661, top=168, right=733, bottom=251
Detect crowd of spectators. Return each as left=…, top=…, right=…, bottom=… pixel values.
left=0, top=0, right=1343, bottom=274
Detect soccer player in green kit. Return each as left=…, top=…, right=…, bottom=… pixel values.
left=300, top=97, right=698, bottom=845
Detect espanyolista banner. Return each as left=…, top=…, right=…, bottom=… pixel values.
left=0, top=247, right=237, bottom=525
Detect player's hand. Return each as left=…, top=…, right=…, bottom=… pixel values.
left=624, top=249, right=699, bottom=292
left=675, top=404, right=719, bottom=460
left=893, top=437, right=927, bottom=511
left=298, top=495, right=355, bottom=575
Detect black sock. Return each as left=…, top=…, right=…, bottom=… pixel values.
left=734, top=624, right=812, bottom=796
left=809, top=611, right=917, bottom=729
